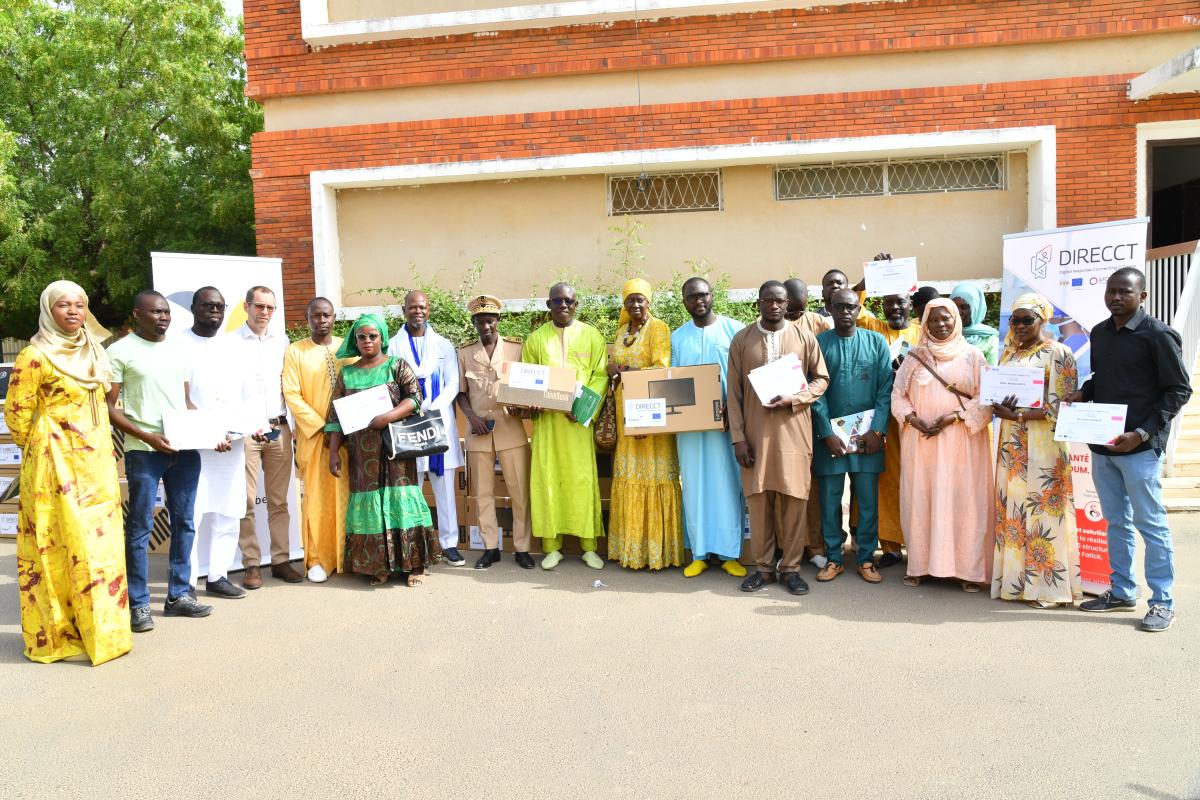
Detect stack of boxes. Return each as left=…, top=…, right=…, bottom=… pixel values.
left=112, top=426, right=171, bottom=554
left=0, top=363, right=18, bottom=537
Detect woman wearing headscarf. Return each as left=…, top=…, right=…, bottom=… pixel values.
left=950, top=282, right=1000, bottom=365
left=891, top=299, right=993, bottom=591
left=990, top=293, right=1082, bottom=608
left=606, top=278, right=684, bottom=570
left=325, top=314, right=441, bottom=586
left=7, top=281, right=131, bottom=665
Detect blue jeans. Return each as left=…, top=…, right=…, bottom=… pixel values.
left=124, top=449, right=201, bottom=608
left=1090, top=450, right=1175, bottom=609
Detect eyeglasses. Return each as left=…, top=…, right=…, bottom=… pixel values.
left=355, top=332, right=380, bottom=341
left=1009, top=315, right=1039, bottom=326
left=197, top=302, right=227, bottom=311
left=548, top=298, right=576, bottom=307
left=684, top=292, right=712, bottom=301
left=252, top=302, right=276, bottom=313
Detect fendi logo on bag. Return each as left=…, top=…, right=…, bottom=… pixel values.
left=395, top=425, right=439, bottom=445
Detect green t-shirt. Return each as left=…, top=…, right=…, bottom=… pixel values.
left=106, top=333, right=189, bottom=452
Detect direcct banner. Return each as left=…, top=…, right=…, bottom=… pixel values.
left=150, top=251, right=303, bottom=574
left=1000, top=217, right=1149, bottom=595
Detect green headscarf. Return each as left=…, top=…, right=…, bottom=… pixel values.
left=950, top=281, right=998, bottom=339
left=336, top=313, right=390, bottom=359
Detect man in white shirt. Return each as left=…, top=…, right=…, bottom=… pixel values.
left=390, top=290, right=466, bottom=566
left=179, top=287, right=251, bottom=599
left=231, top=285, right=300, bottom=588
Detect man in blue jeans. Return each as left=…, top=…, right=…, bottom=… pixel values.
left=1067, top=268, right=1192, bottom=632
left=106, top=290, right=213, bottom=632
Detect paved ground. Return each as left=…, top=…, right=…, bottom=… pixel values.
left=2, top=519, right=1199, bottom=800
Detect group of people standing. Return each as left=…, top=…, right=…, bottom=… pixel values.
left=7, top=261, right=1191, bottom=666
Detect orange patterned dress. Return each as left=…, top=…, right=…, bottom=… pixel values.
left=991, top=340, right=1083, bottom=604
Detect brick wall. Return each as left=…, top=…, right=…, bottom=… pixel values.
left=244, top=0, right=1198, bottom=100
left=249, top=74, right=1200, bottom=321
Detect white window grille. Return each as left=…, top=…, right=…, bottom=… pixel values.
left=608, top=170, right=723, bottom=215
left=775, top=154, right=1007, bottom=200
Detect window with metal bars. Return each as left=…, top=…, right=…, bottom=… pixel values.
left=607, top=170, right=723, bottom=215
left=774, top=154, right=1007, bottom=200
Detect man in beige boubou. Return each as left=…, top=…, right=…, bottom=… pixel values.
left=455, top=295, right=535, bottom=570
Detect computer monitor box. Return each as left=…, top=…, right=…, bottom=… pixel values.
left=647, top=378, right=696, bottom=416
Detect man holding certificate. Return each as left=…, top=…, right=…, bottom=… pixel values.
left=728, top=281, right=828, bottom=595
left=852, top=255, right=921, bottom=567
left=1066, top=268, right=1193, bottom=632
left=106, top=291, right=212, bottom=630
left=179, top=287, right=254, bottom=600
left=810, top=289, right=892, bottom=584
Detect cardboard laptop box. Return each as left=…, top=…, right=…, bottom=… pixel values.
left=495, top=361, right=577, bottom=413
left=619, top=364, right=723, bottom=435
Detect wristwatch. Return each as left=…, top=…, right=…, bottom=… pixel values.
left=1136, top=427, right=1150, bottom=443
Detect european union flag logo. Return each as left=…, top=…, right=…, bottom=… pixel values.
left=1071, top=278, right=1083, bottom=287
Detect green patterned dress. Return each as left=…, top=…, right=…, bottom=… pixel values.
left=325, top=356, right=440, bottom=577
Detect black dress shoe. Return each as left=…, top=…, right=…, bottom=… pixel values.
left=740, top=571, right=777, bottom=593
left=877, top=552, right=904, bottom=569
left=205, top=577, right=247, bottom=599
left=514, top=552, right=536, bottom=570
left=474, top=549, right=502, bottom=570
left=784, top=573, right=810, bottom=596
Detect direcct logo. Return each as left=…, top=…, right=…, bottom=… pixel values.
left=1031, top=245, right=1053, bottom=279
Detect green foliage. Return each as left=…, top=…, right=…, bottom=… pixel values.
left=0, top=0, right=261, bottom=336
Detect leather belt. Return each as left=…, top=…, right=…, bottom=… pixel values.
left=268, top=415, right=288, bottom=425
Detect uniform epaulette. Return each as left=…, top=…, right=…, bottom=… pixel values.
left=503, top=336, right=524, bottom=345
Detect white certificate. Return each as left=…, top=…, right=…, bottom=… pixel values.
left=0, top=443, right=23, bottom=464
left=864, top=257, right=918, bottom=298
left=889, top=338, right=912, bottom=361
left=332, top=384, right=393, bottom=435
left=980, top=365, right=1045, bottom=408
left=748, top=353, right=809, bottom=406
left=163, top=409, right=227, bottom=451
left=1054, top=403, right=1128, bottom=445
left=624, top=398, right=667, bottom=429
left=507, top=363, right=550, bottom=391
left=224, top=402, right=271, bottom=437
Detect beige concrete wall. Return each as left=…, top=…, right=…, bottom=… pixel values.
left=336, top=154, right=1027, bottom=302
left=328, top=0, right=515, bottom=20
left=265, top=31, right=1200, bottom=132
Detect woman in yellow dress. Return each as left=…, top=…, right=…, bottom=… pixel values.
left=606, top=278, right=684, bottom=569
left=7, top=281, right=131, bottom=665
left=990, top=292, right=1082, bottom=608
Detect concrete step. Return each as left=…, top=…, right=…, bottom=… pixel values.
left=1170, top=454, right=1200, bottom=477
left=1163, top=477, right=1200, bottom=498
left=1165, top=496, right=1200, bottom=513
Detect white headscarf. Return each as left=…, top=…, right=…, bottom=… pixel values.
left=30, top=280, right=113, bottom=390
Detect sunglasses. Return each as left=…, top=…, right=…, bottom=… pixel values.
left=355, top=332, right=381, bottom=341
left=197, top=302, right=227, bottom=311
left=548, top=298, right=576, bottom=307
left=1009, top=315, right=1039, bottom=326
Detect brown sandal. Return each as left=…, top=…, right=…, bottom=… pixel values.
left=961, top=581, right=982, bottom=593
left=902, top=575, right=922, bottom=587
left=407, top=572, right=426, bottom=588
left=369, top=574, right=389, bottom=586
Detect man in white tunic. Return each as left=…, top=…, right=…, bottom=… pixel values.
left=390, top=290, right=466, bottom=566
left=179, top=287, right=252, bottom=599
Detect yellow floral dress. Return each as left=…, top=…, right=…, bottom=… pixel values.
left=8, top=346, right=131, bottom=665
left=607, top=317, right=684, bottom=569
left=991, top=340, right=1082, bottom=604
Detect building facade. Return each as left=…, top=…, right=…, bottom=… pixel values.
left=244, top=0, right=1200, bottom=322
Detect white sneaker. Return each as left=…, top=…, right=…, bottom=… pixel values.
left=307, top=565, right=328, bottom=583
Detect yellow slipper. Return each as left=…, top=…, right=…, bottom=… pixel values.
left=683, top=559, right=709, bottom=578
left=721, top=560, right=748, bottom=578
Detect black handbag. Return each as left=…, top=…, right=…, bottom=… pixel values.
left=383, top=408, right=451, bottom=460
